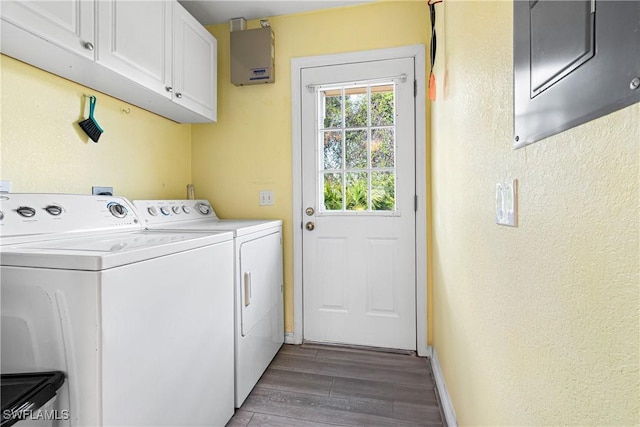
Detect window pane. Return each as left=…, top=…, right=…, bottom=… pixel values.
left=371, top=171, right=395, bottom=211
left=316, top=81, right=397, bottom=214
left=346, top=172, right=368, bottom=211
left=345, top=130, right=367, bottom=168
left=371, top=85, right=394, bottom=126
left=322, top=131, right=343, bottom=169
left=371, top=128, right=394, bottom=168
left=345, top=87, right=367, bottom=128
left=322, top=91, right=342, bottom=128
left=323, top=173, right=343, bottom=211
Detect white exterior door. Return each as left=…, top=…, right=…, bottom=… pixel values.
left=301, top=58, right=417, bottom=350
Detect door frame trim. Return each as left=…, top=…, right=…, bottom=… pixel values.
left=290, top=45, right=428, bottom=356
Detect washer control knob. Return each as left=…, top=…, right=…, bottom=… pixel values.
left=172, top=206, right=181, bottom=214
left=182, top=206, right=191, bottom=214
left=17, top=206, right=36, bottom=218
left=160, top=207, right=171, bottom=216
left=148, top=206, right=158, bottom=216
left=108, top=203, right=127, bottom=218
left=45, top=205, right=63, bottom=216
left=195, top=203, right=211, bottom=215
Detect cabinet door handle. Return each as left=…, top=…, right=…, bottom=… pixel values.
left=84, top=42, right=94, bottom=51
left=165, top=86, right=173, bottom=93
left=176, top=92, right=183, bottom=99
left=243, top=272, right=251, bottom=307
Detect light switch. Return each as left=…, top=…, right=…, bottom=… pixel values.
left=496, top=180, right=517, bottom=227
left=259, top=191, right=274, bottom=206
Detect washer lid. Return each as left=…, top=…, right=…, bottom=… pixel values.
left=0, top=230, right=233, bottom=271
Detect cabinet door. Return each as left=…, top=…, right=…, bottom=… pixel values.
left=1, top=0, right=95, bottom=60
left=97, top=0, right=172, bottom=98
left=173, top=2, right=217, bottom=121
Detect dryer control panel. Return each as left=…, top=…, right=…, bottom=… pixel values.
left=133, top=200, right=219, bottom=226
left=0, top=194, right=142, bottom=243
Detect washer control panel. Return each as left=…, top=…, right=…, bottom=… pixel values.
left=133, top=200, right=218, bottom=225
left=0, top=194, right=141, bottom=240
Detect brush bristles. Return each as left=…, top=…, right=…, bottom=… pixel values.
left=79, top=118, right=103, bottom=142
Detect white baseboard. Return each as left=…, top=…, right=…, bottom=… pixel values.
left=284, top=332, right=300, bottom=344
left=429, top=346, right=458, bottom=427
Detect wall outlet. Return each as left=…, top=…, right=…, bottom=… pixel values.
left=259, top=190, right=274, bottom=206
left=496, top=180, right=517, bottom=227
left=0, top=180, right=11, bottom=193
left=92, top=186, right=113, bottom=196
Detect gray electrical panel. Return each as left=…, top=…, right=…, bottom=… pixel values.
left=514, top=0, right=640, bottom=148
left=231, top=27, right=275, bottom=86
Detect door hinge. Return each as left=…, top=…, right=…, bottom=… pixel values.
left=414, top=80, right=417, bottom=97
left=414, top=195, right=418, bottom=212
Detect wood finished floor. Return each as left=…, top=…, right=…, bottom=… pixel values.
left=227, top=344, right=446, bottom=427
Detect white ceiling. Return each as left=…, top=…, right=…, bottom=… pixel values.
left=178, top=0, right=374, bottom=26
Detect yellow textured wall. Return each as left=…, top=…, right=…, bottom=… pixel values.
left=0, top=55, right=191, bottom=199
left=431, top=1, right=639, bottom=425
left=191, top=1, right=430, bottom=334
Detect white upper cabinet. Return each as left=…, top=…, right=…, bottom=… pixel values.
left=1, top=0, right=217, bottom=123
left=97, top=0, right=172, bottom=99
left=1, top=0, right=95, bottom=60
left=173, top=2, right=217, bottom=121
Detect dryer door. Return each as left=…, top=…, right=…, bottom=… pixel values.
left=239, top=232, right=282, bottom=337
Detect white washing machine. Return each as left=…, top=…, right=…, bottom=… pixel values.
left=0, top=194, right=235, bottom=426
left=132, top=199, right=284, bottom=407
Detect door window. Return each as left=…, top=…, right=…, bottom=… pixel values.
left=318, top=83, right=397, bottom=213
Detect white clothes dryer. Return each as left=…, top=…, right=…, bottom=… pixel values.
left=0, top=194, right=235, bottom=426
left=133, top=199, right=284, bottom=407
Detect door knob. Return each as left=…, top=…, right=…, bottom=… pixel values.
left=305, top=221, right=315, bottom=231
left=305, top=207, right=315, bottom=216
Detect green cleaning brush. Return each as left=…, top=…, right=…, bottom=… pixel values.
left=79, top=95, right=104, bottom=142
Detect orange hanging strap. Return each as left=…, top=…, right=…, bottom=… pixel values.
left=429, top=73, right=436, bottom=101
